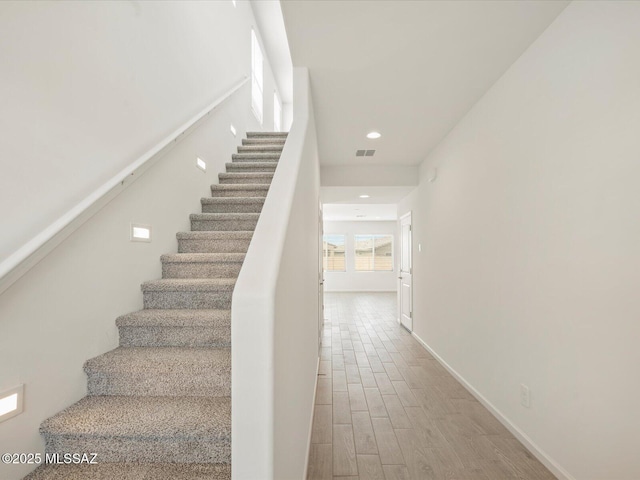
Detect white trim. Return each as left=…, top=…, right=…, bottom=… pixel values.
left=324, top=289, right=396, bottom=293
left=0, top=76, right=248, bottom=296
left=398, top=211, right=413, bottom=332
left=303, top=357, right=321, bottom=480
left=410, top=330, right=574, bottom=480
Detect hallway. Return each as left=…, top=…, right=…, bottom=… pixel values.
left=307, top=293, right=556, bottom=479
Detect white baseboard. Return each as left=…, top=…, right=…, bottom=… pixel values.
left=410, top=331, right=574, bottom=480
left=303, top=356, right=320, bottom=480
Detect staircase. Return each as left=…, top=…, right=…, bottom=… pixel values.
left=25, top=132, right=287, bottom=480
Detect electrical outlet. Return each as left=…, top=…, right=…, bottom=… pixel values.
left=520, top=384, right=530, bottom=408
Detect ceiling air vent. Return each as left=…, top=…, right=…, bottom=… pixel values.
left=356, top=149, right=376, bottom=157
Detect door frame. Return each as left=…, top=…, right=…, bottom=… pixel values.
left=318, top=201, right=324, bottom=351
left=399, top=211, right=413, bottom=332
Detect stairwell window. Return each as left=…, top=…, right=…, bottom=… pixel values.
left=274, top=91, right=282, bottom=132
left=354, top=235, right=393, bottom=271
left=251, top=29, right=264, bottom=124
left=323, top=235, right=346, bottom=272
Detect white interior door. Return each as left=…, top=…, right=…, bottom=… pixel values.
left=399, top=212, right=413, bottom=331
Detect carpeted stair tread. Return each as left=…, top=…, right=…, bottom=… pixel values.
left=231, top=153, right=280, bottom=161
left=141, top=278, right=235, bottom=292
left=176, top=231, right=253, bottom=240
left=210, top=184, right=270, bottom=197
left=40, top=395, right=230, bottom=439
left=176, top=231, right=253, bottom=254
left=225, top=162, right=278, bottom=171
left=242, top=137, right=286, bottom=145
left=117, top=309, right=230, bottom=327
left=190, top=213, right=259, bottom=232
left=189, top=213, right=259, bottom=221
left=117, top=310, right=230, bottom=348
left=141, top=279, right=235, bottom=309
left=201, top=197, right=265, bottom=205
left=246, top=131, right=288, bottom=138
left=218, top=172, right=274, bottom=184
left=237, top=145, right=283, bottom=152
left=85, top=346, right=230, bottom=375
left=161, top=254, right=245, bottom=279
left=24, top=462, right=231, bottom=480
left=161, top=253, right=245, bottom=264
left=84, top=347, right=230, bottom=396
left=200, top=197, right=264, bottom=214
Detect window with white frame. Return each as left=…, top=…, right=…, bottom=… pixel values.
left=273, top=91, right=282, bottom=132
left=354, top=235, right=394, bottom=271
left=323, top=235, right=346, bottom=272
left=251, top=29, right=263, bottom=124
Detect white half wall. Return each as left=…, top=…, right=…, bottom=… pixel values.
left=323, top=221, right=398, bottom=292
left=399, top=2, right=640, bottom=479
left=232, top=68, right=319, bottom=480
left=0, top=0, right=281, bottom=265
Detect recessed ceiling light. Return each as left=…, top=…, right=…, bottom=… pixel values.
left=367, top=131, right=381, bottom=139
left=359, top=194, right=370, bottom=198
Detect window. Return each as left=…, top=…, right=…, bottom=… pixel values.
left=251, top=29, right=263, bottom=124
left=354, top=235, right=393, bottom=271
left=273, top=91, right=282, bottom=132
left=323, top=235, right=346, bottom=272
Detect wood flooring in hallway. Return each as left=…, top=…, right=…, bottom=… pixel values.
left=307, top=292, right=556, bottom=480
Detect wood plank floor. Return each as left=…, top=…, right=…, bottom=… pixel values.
left=307, top=292, right=556, bottom=480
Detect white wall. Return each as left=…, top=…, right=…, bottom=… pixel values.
left=321, top=165, right=418, bottom=187
left=0, top=0, right=281, bottom=265
left=232, top=68, right=319, bottom=480
left=399, top=2, right=640, bottom=479
left=0, top=2, right=282, bottom=479
left=323, top=221, right=398, bottom=292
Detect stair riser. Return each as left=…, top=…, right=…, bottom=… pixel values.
left=210, top=187, right=268, bottom=197
left=191, top=219, right=258, bottom=231
left=162, top=262, right=242, bottom=279
left=178, top=238, right=252, bottom=253
left=143, top=291, right=231, bottom=309
left=86, top=370, right=230, bottom=397
left=218, top=176, right=273, bottom=185
left=43, top=436, right=230, bottom=463
left=201, top=202, right=263, bottom=214
left=118, top=326, right=231, bottom=348
left=225, top=164, right=277, bottom=173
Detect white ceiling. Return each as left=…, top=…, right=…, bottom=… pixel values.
left=281, top=0, right=569, bottom=166
left=323, top=203, right=398, bottom=222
